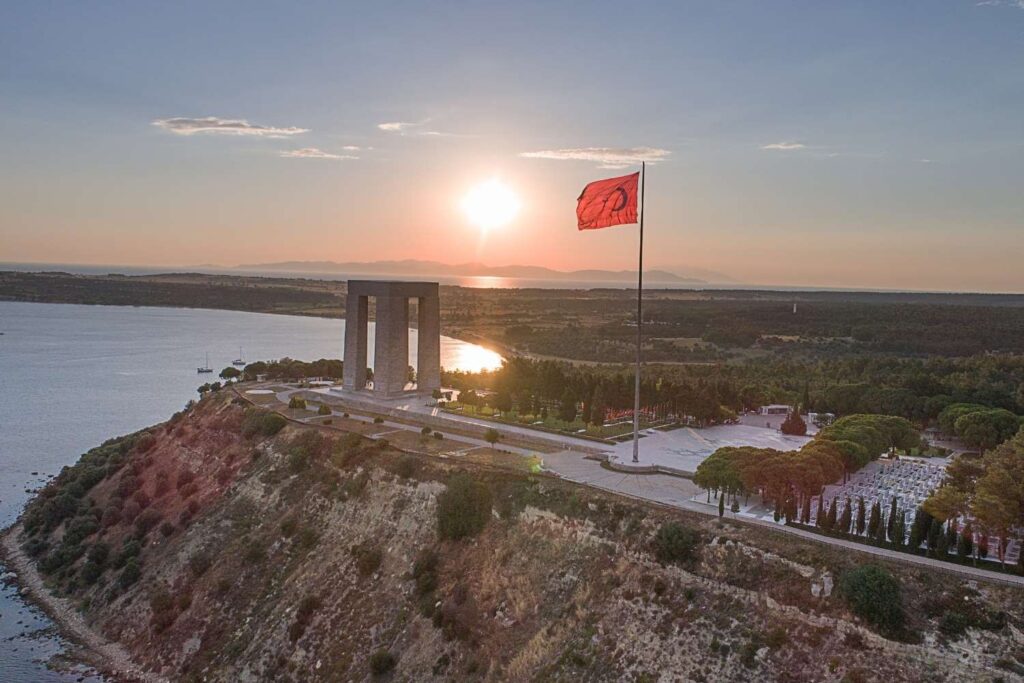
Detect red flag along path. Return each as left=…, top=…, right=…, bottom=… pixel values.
left=576, top=171, right=640, bottom=230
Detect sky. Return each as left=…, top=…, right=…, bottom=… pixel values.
left=1, top=1, right=1023, bottom=292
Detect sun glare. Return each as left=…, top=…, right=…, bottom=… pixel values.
left=461, top=179, right=520, bottom=231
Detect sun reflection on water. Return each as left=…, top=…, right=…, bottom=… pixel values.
left=443, top=339, right=503, bottom=373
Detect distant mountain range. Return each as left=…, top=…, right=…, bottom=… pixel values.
left=232, top=259, right=729, bottom=284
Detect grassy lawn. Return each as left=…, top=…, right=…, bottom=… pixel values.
left=441, top=402, right=663, bottom=440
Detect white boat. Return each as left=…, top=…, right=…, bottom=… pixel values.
left=232, top=346, right=245, bottom=366
left=197, top=353, right=213, bottom=374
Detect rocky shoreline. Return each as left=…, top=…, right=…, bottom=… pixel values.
left=0, top=523, right=158, bottom=683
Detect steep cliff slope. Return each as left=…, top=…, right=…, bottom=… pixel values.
left=8, top=394, right=1024, bottom=682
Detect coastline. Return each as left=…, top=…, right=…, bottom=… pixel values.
left=0, top=523, right=160, bottom=683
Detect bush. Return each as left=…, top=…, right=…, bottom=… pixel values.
left=838, top=564, right=904, bottom=633
left=369, top=650, right=396, bottom=676
left=318, top=404, right=332, bottom=415
left=437, top=472, right=493, bottom=541
left=288, top=396, right=307, bottom=410
left=241, top=409, right=287, bottom=438
left=188, top=551, right=213, bottom=577
left=653, top=522, right=701, bottom=565
left=119, top=558, right=141, bottom=588
left=351, top=542, right=383, bottom=577
left=433, top=431, right=444, bottom=440
left=412, top=548, right=439, bottom=595
left=134, top=508, right=162, bottom=536
left=373, top=416, right=385, bottom=424
left=421, top=426, right=432, bottom=436
left=484, top=428, right=500, bottom=446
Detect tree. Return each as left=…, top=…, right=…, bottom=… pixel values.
left=558, top=388, right=577, bottom=423
left=718, top=492, right=725, bottom=518
left=891, top=510, right=906, bottom=549
left=483, top=428, right=500, bottom=447
left=220, top=366, right=241, bottom=381
left=802, top=496, right=811, bottom=524
left=824, top=499, right=837, bottom=532
left=839, top=499, right=852, bottom=536
left=815, top=497, right=825, bottom=528
left=867, top=501, right=881, bottom=539
left=856, top=497, right=867, bottom=536
left=957, top=524, right=974, bottom=561
left=887, top=496, right=898, bottom=541
left=936, top=523, right=950, bottom=558
left=780, top=411, right=807, bottom=436
left=731, top=498, right=740, bottom=514
left=493, top=391, right=513, bottom=416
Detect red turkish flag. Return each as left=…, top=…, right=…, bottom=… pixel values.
left=576, top=171, right=639, bottom=230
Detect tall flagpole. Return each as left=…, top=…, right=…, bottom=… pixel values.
left=632, top=162, right=645, bottom=463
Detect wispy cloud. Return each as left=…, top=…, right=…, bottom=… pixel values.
left=153, top=116, right=308, bottom=137
left=976, top=1, right=1024, bottom=9
left=280, top=148, right=357, bottom=160
left=377, top=120, right=452, bottom=137
left=760, top=141, right=806, bottom=151
left=519, top=146, right=671, bottom=169
left=342, top=145, right=362, bottom=151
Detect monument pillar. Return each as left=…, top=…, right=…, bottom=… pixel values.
left=342, top=292, right=368, bottom=390
left=417, top=292, right=441, bottom=392
left=373, top=294, right=410, bottom=396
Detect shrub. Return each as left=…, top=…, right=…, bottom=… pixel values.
left=395, top=456, right=417, bottom=479
left=369, top=650, right=396, bottom=676
left=838, top=564, right=904, bottom=633
left=119, top=558, right=141, bottom=588
left=188, top=551, right=213, bottom=577
left=484, top=428, right=500, bottom=446
left=159, top=521, right=175, bottom=537
left=652, top=522, right=701, bottom=565
left=318, top=404, right=332, bottom=415
left=373, top=416, right=385, bottom=424
left=412, top=548, right=439, bottom=595
left=288, top=594, right=320, bottom=642
left=437, top=472, right=492, bottom=541
left=280, top=516, right=299, bottom=537
left=433, top=431, right=444, bottom=440
left=351, top=542, right=383, bottom=577
left=421, top=426, right=432, bottom=436
left=288, top=396, right=307, bottom=410
left=241, top=409, right=287, bottom=438
left=134, top=508, right=162, bottom=536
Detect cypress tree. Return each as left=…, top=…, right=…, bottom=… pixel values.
left=824, top=498, right=837, bottom=532
left=887, top=496, right=898, bottom=541
left=718, top=492, right=725, bottom=518
left=927, top=520, right=942, bottom=555
left=957, top=524, right=973, bottom=561
left=731, top=497, right=740, bottom=514
left=890, top=506, right=903, bottom=548
left=815, top=497, right=825, bottom=528
left=978, top=534, right=989, bottom=560
left=936, top=522, right=950, bottom=558
left=856, top=497, right=866, bottom=536
left=946, top=520, right=958, bottom=549
left=909, top=508, right=932, bottom=553
left=867, top=501, right=881, bottom=539
left=839, top=498, right=852, bottom=536
left=802, top=496, right=811, bottom=525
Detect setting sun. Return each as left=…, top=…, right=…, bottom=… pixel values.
left=461, top=179, right=520, bottom=231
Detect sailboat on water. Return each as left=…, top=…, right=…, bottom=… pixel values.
left=197, top=353, right=213, bottom=374
left=232, top=346, right=246, bottom=366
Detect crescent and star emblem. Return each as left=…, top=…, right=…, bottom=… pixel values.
left=609, top=187, right=628, bottom=212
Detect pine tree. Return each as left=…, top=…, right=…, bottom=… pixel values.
left=815, top=496, right=825, bottom=528
left=839, top=498, right=852, bottom=536
left=867, top=501, right=881, bottom=539
left=718, top=492, right=725, bottom=518
left=856, top=497, right=866, bottom=536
